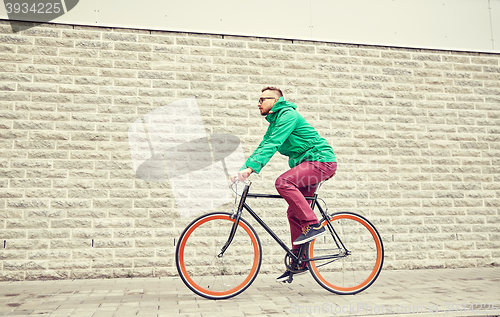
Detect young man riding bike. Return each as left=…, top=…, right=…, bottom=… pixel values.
left=233, top=87, right=337, bottom=282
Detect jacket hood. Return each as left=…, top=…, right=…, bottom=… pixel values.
left=266, top=97, right=297, bottom=123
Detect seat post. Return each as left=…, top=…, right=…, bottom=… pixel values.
left=314, top=171, right=335, bottom=195
left=309, top=181, right=325, bottom=212
left=314, top=180, right=325, bottom=195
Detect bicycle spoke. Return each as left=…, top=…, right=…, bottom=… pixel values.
left=176, top=213, right=261, bottom=300
left=308, top=212, right=384, bottom=295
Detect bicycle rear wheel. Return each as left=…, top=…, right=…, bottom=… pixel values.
left=308, top=212, right=384, bottom=295
left=175, top=212, right=262, bottom=300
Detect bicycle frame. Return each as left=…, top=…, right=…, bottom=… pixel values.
left=220, top=181, right=349, bottom=265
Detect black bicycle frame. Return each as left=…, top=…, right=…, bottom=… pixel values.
left=220, top=182, right=348, bottom=264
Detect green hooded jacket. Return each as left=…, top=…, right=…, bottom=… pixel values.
left=241, top=97, right=336, bottom=174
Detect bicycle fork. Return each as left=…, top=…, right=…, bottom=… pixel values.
left=218, top=212, right=242, bottom=258
left=218, top=182, right=250, bottom=258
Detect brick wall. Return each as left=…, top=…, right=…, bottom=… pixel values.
left=0, top=19, right=499, bottom=281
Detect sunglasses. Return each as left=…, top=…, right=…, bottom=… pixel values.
left=258, top=97, right=276, bottom=104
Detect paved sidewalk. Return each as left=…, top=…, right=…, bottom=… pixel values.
left=0, top=267, right=498, bottom=317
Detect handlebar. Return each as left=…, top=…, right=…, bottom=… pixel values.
left=231, top=175, right=250, bottom=184
left=230, top=176, right=251, bottom=198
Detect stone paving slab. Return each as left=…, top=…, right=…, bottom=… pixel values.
left=0, top=267, right=498, bottom=317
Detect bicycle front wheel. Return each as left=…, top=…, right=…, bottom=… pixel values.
left=175, top=212, right=262, bottom=300
left=308, top=212, right=384, bottom=295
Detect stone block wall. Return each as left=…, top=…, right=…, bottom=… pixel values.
left=0, top=20, right=499, bottom=280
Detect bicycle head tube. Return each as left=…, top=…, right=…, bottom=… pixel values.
left=237, top=181, right=251, bottom=212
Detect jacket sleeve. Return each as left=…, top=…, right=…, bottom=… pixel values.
left=241, top=110, right=297, bottom=174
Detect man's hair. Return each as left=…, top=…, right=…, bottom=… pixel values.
left=262, top=86, right=283, bottom=98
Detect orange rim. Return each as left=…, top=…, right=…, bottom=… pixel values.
left=178, top=214, right=260, bottom=298
left=309, top=214, right=383, bottom=293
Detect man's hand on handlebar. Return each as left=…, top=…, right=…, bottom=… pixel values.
left=231, top=167, right=254, bottom=183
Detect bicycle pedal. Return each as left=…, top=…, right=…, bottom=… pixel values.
left=287, top=275, right=293, bottom=283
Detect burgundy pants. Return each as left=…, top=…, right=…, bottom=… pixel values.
left=275, top=161, right=337, bottom=250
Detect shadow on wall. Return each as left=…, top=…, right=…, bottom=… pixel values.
left=128, top=97, right=245, bottom=218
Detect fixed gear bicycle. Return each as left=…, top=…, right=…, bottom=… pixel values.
left=175, top=178, right=384, bottom=300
